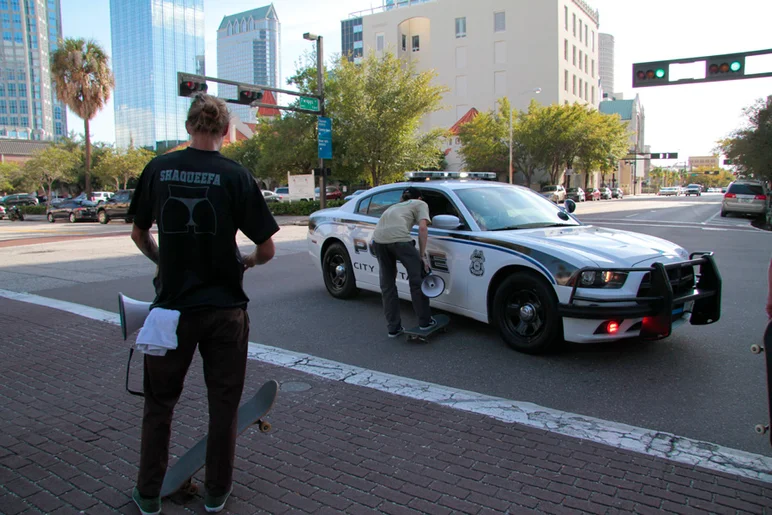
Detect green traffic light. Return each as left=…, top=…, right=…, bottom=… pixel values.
left=730, top=61, right=742, bottom=72
left=655, top=68, right=666, bottom=78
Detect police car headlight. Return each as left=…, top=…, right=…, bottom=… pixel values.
left=576, top=270, right=628, bottom=288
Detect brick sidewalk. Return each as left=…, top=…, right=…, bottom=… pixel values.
left=0, top=298, right=770, bottom=514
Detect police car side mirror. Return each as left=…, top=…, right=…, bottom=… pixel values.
left=563, top=199, right=577, bottom=214
left=432, top=214, right=461, bottom=230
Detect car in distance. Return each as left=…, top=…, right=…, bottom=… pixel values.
left=600, top=187, right=613, bottom=200
left=684, top=184, right=702, bottom=196
left=0, top=193, right=38, bottom=206
left=262, top=190, right=282, bottom=203
left=307, top=171, right=722, bottom=354
left=540, top=185, right=566, bottom=203
left=47, top=199, right=98, bottom=223
left=566, top=187, right=585, bottom=202
left=97, top=189, right=135, bottom=224
left=721, top=180, right=769, bottom=218
left=658, top=187, right=680, bottom=196
left=585, top=188, right=601, bottom=201
left=611, top=188, right=624, bottom=199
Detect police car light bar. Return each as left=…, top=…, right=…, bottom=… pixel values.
left=404, top=171, right=497, bottom=181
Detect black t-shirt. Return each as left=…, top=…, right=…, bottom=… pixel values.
left=129, top=147, right=279, bottom=312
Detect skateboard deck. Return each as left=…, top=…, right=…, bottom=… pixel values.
left=753, top=320, right=772, bottom=446
left=405, top=314, right=450, bottom=342
left=160, top=379, right=279, bottom=498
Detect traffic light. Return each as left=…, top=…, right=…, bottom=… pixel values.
left=705, top=54, right=745, bottom=82
left=178, top=75, right=208, bottom=97
left=632, top=61, right=670, bottom=88
left=237, top=85, right=264, bottom=105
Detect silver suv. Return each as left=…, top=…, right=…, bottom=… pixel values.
left=721, top=180, right=768, bottom=218
left=540, top=185, right=566, bottom=203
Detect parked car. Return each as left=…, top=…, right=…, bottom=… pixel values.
left=658, top=187, right=680, bottom=196
left=47, top=199, right=98, bottom=223
left=684, top=184, right=702, bottom=196
left=0, top=193, right=38, bottom=206
left=0, top=205, right=5, bottom=219
left=611, top=188, right=624, bottom=199
left=599, top=187, right=613, bottom=200
left=97, top=189, right=134, bottom=224
left=344, top=189, right=369, bottom=202
left=308, top=173, right=722, bottom=354
left=262, top=190, right=282, bottom=203
left=540, top=185, right=566, bottom=203
left=721, top=180, right=769, bottom=218
left=315, top=186, right=343, bottom=200
left=585, top=188, right=601, bottom=201
left=566, top=187, right=585, bottom=202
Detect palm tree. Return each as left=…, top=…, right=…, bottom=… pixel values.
left=51, top=38, right=114, bottom=196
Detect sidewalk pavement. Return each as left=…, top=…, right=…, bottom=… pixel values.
left=19, top=214, right=310, bottom=226
left=1, top=297, right=770, bottom=514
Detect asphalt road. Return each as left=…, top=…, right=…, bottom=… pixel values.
left=2, top=193, right=771, bottom=457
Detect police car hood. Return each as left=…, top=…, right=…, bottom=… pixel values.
left=490, top=224, right=688, bottom=267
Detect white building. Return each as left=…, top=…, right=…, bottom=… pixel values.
left=217, top=4, right=281, bottom=123
left=598, top=32, right=614, bottom=100
left=342, top=0, right=601, bottom=172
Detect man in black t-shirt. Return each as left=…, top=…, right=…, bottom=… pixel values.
left=128, top=94, right=279, bottom=515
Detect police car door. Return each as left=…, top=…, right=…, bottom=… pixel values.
left=351, top=189, right=404, bottom=286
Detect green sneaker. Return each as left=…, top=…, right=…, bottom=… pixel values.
left=205, top=486, right=233, bottom=513
left=132, top=487, right=161, bottom=515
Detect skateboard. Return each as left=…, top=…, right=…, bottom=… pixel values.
left=752, top=320, right=772, bottom=446
left=160, top=379, right=279, bottom=498
left=405, top=314, right=450, bottom=343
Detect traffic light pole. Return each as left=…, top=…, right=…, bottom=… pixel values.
left=316, top=36, right=326, bottom=210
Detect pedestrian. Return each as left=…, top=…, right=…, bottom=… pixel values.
left=128, top=93, right=279, bottom=515
left=372, top=186, right=435, bottom=337
left=766, top=256, right=772, bottom=319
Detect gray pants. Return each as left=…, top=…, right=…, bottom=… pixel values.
left=374, top=241, right=432, bottom=331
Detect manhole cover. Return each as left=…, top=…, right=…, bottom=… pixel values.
left=281, top=381, right=311, bottom=392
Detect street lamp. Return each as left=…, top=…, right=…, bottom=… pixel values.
left=509, top=88, right=541, bottom=184
left=304, top=32, right=327, bottom=209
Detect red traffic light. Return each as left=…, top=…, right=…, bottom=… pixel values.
left=179, top=80, right=207, bottom=97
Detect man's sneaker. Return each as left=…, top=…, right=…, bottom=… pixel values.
left=205, top=486, right=233, bottom=513
left=132, top=487, right=161, bottom=515
left=388, top=326, right=404, bottom=338
left=419, top=318, right=437, bottom=331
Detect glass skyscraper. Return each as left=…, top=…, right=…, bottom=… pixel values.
left=0, top=0, right=66, bottom=140
left=110, top=0, right=205, bottom=151
left=216, top=4, right=280, bottom=123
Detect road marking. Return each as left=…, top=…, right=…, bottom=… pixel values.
left=703, top=210, right=721, bottom=225
left=580, top=219, right=767, bottom=232
left=1, top=288, right=771, bottom=484
left=625, top=213, right=639, bottom=218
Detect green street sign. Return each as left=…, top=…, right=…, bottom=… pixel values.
left=299, top=96, right=320, bottom=111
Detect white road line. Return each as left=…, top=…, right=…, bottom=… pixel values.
left=1, top=289, right=771, bottom=484
left=625, top=213, right=639, bottom=218
left=703, top=210, right=722, bottom=225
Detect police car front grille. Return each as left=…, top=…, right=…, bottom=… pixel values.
left=637, top=265, right=696, bottom=299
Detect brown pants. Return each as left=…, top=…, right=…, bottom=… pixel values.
left=136, top=308, right=249, bottom=498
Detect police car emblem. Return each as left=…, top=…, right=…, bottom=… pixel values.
left=470, top=250, right=485, bottom=277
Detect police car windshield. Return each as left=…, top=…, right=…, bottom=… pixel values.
left=456, top=187, right=580, bottom=231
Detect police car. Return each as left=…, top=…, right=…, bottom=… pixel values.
left=307, top=172, right=722, bottom=354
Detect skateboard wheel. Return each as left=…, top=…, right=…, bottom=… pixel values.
left=755, top=424, right=768, bottom=435
left=258, top=421, right=272, bottom=433
left=750, top=344, right=764, bottom=354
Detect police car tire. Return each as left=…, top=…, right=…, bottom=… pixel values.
left=492, top=272, right=562, bottom=354
left=322, top=242, right=358, bottom=299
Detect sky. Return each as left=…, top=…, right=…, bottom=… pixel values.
left=60, top=0, right=772, bottom=164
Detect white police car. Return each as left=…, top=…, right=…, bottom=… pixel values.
left=307, top=172, right=722, bottom=354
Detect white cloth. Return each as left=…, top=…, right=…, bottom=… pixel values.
left=135, top=308, right=181, bottom=356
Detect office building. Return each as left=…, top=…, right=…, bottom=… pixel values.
left=598, top=32, right=614, bottom=98
left=600, top=94, right=646, bottom=194
left=342, top=0, right=601, bottom=172
left=0, top=0, right=67, bottom=140
left=217, top=4, right=280, bottom=123
left=110, top=0, right=205, bottom=151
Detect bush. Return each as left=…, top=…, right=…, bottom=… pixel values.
left=19, top=205, right=47, bottom=215
left=269, top=200, right=345, bottom=216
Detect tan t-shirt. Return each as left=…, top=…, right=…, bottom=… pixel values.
left=372, top=199, right=431, bottom=244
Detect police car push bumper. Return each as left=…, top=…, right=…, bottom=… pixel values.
left=558, top=252, right=721, bottom=340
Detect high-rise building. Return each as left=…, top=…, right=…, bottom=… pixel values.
left=216, top=4, right=280, bottom=123
left=598, top=32, right=614, bottom=98
left=341, top=0, right=601, bottom=172
left=0, top=0, right=67, bottom=141
left=110, top=0, right=205, bottom=151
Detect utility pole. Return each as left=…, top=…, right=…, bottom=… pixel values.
left=316, top=36, right=326, bottom=210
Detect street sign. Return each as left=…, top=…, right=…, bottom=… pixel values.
left=650, top=152, right=678, bottom=159
left=299, top=96, right=320, bottom=112
left=313, top=167, right=331, bottom=177
left=318, top=116, right=332, bottom=160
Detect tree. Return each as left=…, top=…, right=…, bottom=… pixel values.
left=717, top=95, right=772, bottom=183
left=24, top=147, right=80, bottom=209
left=253, top=112, right=318, bottom=184
left=51, top=38, right=115, bottom=197
left=221, top=137, right=261, bottom=178
left=325, top=50, right=448, bottom=185
left=0, top=162, right=19, bottom=193
left=94, top=145, right=154, bottom=190
left=457, top=110, right=507, bottom=174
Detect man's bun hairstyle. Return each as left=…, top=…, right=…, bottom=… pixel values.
left=402, top=186, right=422, bottom=200
left=186, top=93, right=230, bottom=136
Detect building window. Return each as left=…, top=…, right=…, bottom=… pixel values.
left=585, top=26, right=589, bottom=46
left=19, top=99, right=26, bottom=114
left=592, top=31, right=595, bottom=51
left=578, top=19, right=582, bottom=42
left=376, top=32, right=385, bottom=53
left=412, top=35, right=420, bottom=52
left=2, top=31, right=10, bottom=42
left=227, top=24, right=233, bottom=36
left=7, top=83, right=14, bottom=96
left=579, top=79, right=583, bottom=99
left=573, top=75, right=576, bottom=95
left=572, top=13, right=576, bottom=36
left=564, top=70, right=568, bottom=91
left=494, top=11, right=505, bottom=32
left=579, top=50, right=583, bottom=70
left=353, top=41, right=363, bottom=50
left=592, top=59, right=595, bottom=78
left=585, top=55, right=588, bottom=74
left=572, top=45, right=576, bottom=66
left=14, top=31, right=21, bottom=44
left=0, top=0, right=6, bottom=10
left=353, top=24, right=363, bottom=33
left=249, top=19, right=254, bottom=31
left=586, top=83, right=589, bottom=102
left=9, top=100, right=16, bottom=114
left=10, top=0, right=18, bottom=10
left=564, top=6, right=568, bottom=30
left=592, top=86, right=595, bottom=104
left=0, top=100, right=6, bottom=114
left=455, top=17, right=466, bottom=38
left=564, top=39, right=568, bottom=61
left=401, top=34, right=406, bottom=51
left=241, top=20, right=246, bottom=32
left=0, top=116, right=6, bottom=125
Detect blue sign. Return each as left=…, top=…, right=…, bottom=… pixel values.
left=318, top=116, right=332, bottom=160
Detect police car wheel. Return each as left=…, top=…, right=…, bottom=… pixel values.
left=323, top=242, right=358, bottom=299
left=492, top=273, right=562, bottom=354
